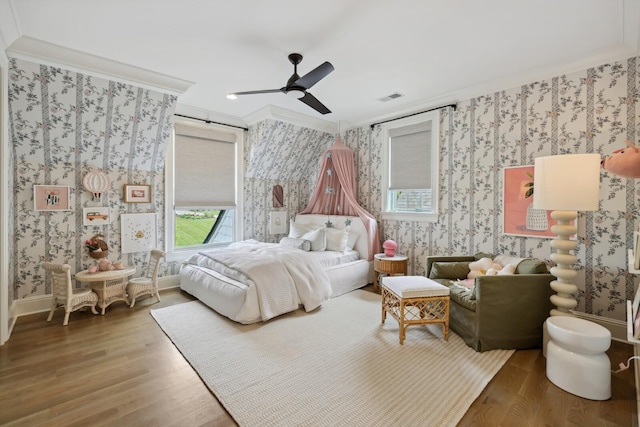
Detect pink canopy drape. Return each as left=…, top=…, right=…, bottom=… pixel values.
left=300, top=136, right=380, bottom=260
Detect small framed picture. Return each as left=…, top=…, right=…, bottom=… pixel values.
left=83, top=207, right=110, bottom=226
left=34, top=185, right=71, bottom=211
left=124, top=184, right=152, bottom=203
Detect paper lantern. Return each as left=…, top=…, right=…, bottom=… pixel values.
left=83, top=168, right=111, bottom=202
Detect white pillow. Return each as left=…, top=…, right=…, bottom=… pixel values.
left=279, top=237, right=311, bottom=251
left=326, top=228, right=348, bottom=252
left=289, top=220, right=310, bottom=238
left=345, top=230, right=359, bottom=251
left=301, top=227, right=326, bottom=251
left=498, top=263, right=516, bottom=275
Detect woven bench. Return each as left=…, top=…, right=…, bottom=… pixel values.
left=381, top=276, right=450, bottom=344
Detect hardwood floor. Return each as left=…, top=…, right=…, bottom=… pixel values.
left=0, top=287, right=637, bottom=427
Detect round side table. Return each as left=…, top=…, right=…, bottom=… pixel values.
left=373, top=253, right=408, bottom=292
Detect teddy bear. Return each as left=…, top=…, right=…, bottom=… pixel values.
left=601, top=140, right=640, bottom=178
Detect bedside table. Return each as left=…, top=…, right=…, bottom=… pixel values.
left=373, top=253, right=408, bottom=292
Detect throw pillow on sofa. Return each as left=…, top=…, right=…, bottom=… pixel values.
left=516, top=259, right=549, bottom=274
left=428, top=261, right=470, bottom=280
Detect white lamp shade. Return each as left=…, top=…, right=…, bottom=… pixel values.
left=533, top=153, right=601, bottom=211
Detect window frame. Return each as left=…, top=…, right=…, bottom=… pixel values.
left=165, top=119, right=244, bottom=262
left=380, top=110, right=440, bottom=223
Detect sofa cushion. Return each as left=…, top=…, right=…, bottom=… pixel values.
left=448, top=284, right=477, bottom=311
left=516, top=259, right=549, bottom=274
left=429, top=278, right=477, bottom=312
left=428, top=261, right=470, bottom=280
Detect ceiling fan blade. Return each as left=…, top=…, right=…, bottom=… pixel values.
left=299, top=92, right=331, bottom=115
left=294, top=62, right=334, bottom=90
left=229, top=88, right=283, bottom=96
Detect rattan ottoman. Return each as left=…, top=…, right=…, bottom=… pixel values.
left=381, top=276, right=450, bottom=344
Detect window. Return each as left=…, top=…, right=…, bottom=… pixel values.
left=381, top=110, right=439, bottom=222
left=165, top=119, right=244, bottom=260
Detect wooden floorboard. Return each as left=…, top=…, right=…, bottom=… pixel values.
left=0, top=287, right=636, bottom=427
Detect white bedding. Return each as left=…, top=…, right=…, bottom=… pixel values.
left=180, top=215, right=374, bottom=324
left=190, top=241, right=332, bottom=321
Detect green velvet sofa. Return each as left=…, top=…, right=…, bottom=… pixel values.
left=425, top=255, right=555, bottom=352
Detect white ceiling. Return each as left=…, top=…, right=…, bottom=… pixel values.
left=3, top=0, right=640, bottom=127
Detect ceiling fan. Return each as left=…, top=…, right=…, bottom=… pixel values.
left=227, top=53, right=335, bottom=115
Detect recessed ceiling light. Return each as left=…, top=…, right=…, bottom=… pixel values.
left=226, top=93, right=237, bottom=100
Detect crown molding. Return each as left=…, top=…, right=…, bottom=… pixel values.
left=243, top=105, right=337, bottom=133
left=6, top=36, right=193, bottom=95
left=174, top=104, right=248, bottom=130
left=353, top=46, right=639, bottom=130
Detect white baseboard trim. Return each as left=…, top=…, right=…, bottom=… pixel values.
left=571, top=311, right=627, bottom=343
left=14, top=275, right=181, bottom=317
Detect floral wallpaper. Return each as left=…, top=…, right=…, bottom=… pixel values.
left=243, top=119, right=334, bottom=243
left=343, top=56, right=639, bottom=322
left=7, top=51, right=639, bottom=325
left=8, top=58, right=177, bottom=300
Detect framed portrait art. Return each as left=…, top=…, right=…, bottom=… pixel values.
left=124, top=184, right=152, bottom=203
left=502, top=165, right=576, bottom=238
left=33, top=185, right=71, bottom=211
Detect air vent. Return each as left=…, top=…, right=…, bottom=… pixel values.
left=378, top=93, right=404, bottom=102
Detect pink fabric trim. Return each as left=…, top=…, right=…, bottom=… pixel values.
left=300, top=136, right=381, bottom=260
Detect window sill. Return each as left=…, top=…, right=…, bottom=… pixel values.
left=381, top=211, right=439, bottom=223
left=166, top=243, right=230, bottom=263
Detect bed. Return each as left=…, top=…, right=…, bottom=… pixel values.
left=179, top=214, right=374, bottom=324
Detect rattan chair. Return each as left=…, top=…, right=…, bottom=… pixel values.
left=43, top=262, right=99, bottom=325
left=127, top=249, right=165, bottom=307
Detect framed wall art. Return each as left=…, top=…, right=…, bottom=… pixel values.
left=33, top=185, right=71, bottom=211
left=124, top=184, right=152, bottom=203
left=502, top=165, right=576, bottom=238
left=82, top=207, right=110, bottom=226
left=121, top=212, right=157, bottom=253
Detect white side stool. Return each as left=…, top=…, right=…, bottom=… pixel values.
left=546, top=316, right=611, bottom=400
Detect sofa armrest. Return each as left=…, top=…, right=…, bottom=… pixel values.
left=474, top=274, right=555, bottom=345
left=425, top=256, right=475, bottom=278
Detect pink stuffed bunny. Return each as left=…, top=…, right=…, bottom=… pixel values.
left=601, top=140, right=640, bottom=178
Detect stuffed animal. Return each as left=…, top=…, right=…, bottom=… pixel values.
left=467, top=257, right=503, bottom=279
left=601, top=140, right=640, bottom=178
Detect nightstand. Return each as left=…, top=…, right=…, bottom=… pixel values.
left=373, top=253, right=408, bottom=292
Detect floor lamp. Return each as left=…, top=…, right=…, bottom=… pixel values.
left=533, top=153, right=601, bottom=317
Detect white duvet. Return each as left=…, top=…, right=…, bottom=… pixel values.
left=189, top=240, right=332, bottom=321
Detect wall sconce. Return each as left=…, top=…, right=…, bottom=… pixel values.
left=82, top=168, right=111, bottom=202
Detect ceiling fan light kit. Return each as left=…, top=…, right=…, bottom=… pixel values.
left=227, top=53, right=334, bottom=114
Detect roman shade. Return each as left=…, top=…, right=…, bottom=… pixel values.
left=174, top=123, right=236, bottom=208
left=388, top=122, right=431, bottom=190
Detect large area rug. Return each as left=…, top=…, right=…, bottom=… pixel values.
left=151, top=290, right=514, bottom=427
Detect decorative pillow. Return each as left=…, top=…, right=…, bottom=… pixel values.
left=516, top=259, right=549, bottom=274
left=345, top=230, right=359, bottom=251
left=326, top=228, right=348, bottom=252
left=279, top=237, right=311, bottom=251
left=428, top=262, right=470, bottom=280
left=289, top=220, right=310, bottom=238
left=452, top=278, right=476, bottom=291
left=498, top=263, right=516, bottom=275
left=301, top=227, right=326, bottom=251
